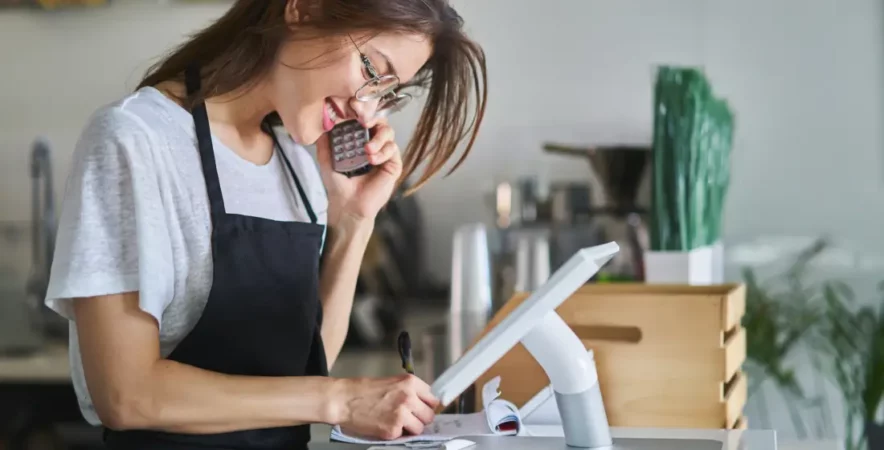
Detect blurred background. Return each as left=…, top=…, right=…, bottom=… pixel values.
left=1, top=1, right=883, bottom=450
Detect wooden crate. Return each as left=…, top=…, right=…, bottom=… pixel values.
left=469, top=283, right=748, bottom=429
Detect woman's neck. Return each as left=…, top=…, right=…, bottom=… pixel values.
left=205, top=85, right=278, bottom=165
left=204, top=83, right=274, bottom=136
left=156, top=80, right=277, bottom=165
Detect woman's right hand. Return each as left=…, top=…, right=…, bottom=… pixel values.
left=333, top=374, right=440, bottom=440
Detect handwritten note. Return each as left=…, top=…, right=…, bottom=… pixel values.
left=330, top=411, right=490, bottom=445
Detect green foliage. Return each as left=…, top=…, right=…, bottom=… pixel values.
left=741, top=236, right=884, bottom=450
left=742, top=238, right=829, bottom=398
left=816, top=281, right=884, bottom=450
left=650, top=66, right=733, bottom=252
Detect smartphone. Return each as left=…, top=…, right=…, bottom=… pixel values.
left=330, top=119, right=373, bottom=177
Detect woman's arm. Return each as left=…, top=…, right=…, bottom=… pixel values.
left=318, top=214, right=374, bottom=369
left=74, top=292, right=345, bottom=433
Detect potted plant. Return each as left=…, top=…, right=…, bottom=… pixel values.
left=816, top=281, right=884, bottom=450
left=741, top=237, right=835, bottom=439
left=741, top=236, right=884, bottom=449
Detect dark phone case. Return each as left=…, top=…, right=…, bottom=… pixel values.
left=330, top=119, right=373, bottom=177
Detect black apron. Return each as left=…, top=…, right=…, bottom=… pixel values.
left=103, top=65, right=329, bottom=450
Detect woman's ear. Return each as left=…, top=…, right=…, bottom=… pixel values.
left=284, top=0, right=300, bottom=24
left=285, top=0, right=314, bottom=25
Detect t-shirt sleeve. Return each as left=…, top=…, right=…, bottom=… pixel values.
left=45, top=107, right=175, bottom=327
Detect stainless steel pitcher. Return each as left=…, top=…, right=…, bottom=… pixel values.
left=448, top=222, right=493, bottom=363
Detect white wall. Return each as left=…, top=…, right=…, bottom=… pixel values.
left=706, top=0, right=884, bottom=245
left=433, top=0, right=884, bottom=281
left=0, top=0, right=232, bottom=225
left=1, top=0, right=882, bottom=439
left=3, top=0, right=882, bottom=281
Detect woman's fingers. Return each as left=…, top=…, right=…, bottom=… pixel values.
left=365, top=123, right=395, bottom=155
left=408, top=393, right=436, bottom=425
left=363, top=120, right=403, bottom=179
left=400, top=408, right=427, bottom=436
left=367, top=141, right=398, bottom=166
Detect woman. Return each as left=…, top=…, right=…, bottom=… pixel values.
left=43, top=1, right=487, bottom=448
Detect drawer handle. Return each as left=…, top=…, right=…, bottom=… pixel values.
left=572, top=325, right=642, bottom=344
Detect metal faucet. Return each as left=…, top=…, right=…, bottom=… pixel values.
left=26, top=137, right=60, bottom=337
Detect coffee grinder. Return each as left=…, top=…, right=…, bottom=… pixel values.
left=543, top=143, right=651, bottom=281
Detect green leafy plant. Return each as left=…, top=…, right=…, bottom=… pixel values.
left=741, top=237, right=834, bottom=438
left=816, top=281, right=884, bottom=450
left=741, top=236, right=884, bottom=448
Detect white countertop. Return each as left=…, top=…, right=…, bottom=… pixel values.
left=530, top=425, right=777, bottom=449
left=308, top=426, right=779, bottom=450
left=522, top=425, right=837, bottom=449
left=777, top=439, right=841, bottom=450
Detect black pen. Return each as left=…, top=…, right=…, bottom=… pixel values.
left=397, top=331, right=415, bottom=375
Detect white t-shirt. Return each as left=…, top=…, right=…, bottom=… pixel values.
left=44, top=86, right=328, bottom=425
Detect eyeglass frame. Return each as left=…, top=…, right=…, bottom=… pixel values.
left=348, top=34, right=413, bottom=114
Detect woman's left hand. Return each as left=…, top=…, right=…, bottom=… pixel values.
left=316, top=118, right=403, bottom=226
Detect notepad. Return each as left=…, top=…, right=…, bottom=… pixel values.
left=329, top=376, right=522, bottom=446
left=479, top=375, right=521, bottom=434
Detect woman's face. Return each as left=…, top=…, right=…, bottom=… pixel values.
left=267, top=30, right=433, bottom=146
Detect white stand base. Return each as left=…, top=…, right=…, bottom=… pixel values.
left=520, top=311, right=612, bottom=449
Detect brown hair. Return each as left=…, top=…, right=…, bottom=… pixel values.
left=138, top=0, right=487, bottom=192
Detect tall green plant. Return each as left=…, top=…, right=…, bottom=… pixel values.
left=742, top=237, right=884, bottom=448
left=817, top=281, right=884, bottom=450
left=650, top=66, right=733, bottom=252
left=741, top=237, right=833, bottom=438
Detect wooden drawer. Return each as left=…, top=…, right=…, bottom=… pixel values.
left=558, top=283, right=746, bottom=349
left=470, top=283, right=748, bottom=429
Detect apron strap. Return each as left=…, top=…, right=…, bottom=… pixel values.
left=264, top=122, right=319, bottom=225
left=185, top=64, right=227, bottom=223
left=185, top=64, right=318, bottom=225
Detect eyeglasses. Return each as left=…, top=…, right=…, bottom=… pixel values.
left=349, top=35, right=412, bottom=115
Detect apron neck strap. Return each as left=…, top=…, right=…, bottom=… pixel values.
left=185, top=64, right=227, bottom=223
left=262, top=121, right=319, bottom=225
left=185, top=64, right=320, bottom=226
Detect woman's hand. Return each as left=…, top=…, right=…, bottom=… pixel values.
left=333, top=374, right=439, bottom=440
left=316, top=118, right=403, bottom=226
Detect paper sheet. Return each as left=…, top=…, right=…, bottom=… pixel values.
left=365, top=439, right=476, bottom=450
left=330, top=376, right=522, bottom=446
left=330, top=412, right=491, bottom=445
